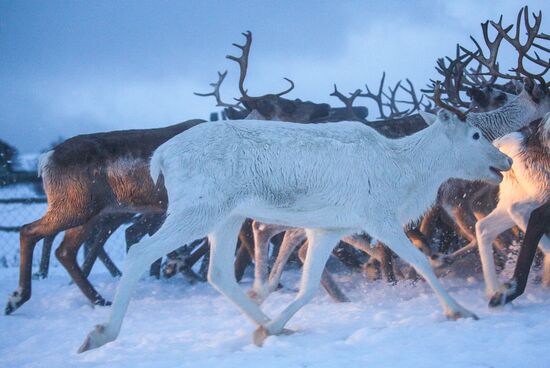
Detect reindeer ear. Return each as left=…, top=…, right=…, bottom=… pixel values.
left=419, top=111, right=437, bottom=125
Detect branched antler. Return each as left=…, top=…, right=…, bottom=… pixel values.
left=461, top=6, right=549, bottom=89
left=430, top=81, right=469, bottom=121
left=360, top=72, right=394, bottom=119
left=398, top=79, right=432, bottom=112
left=424, top=46, right=475, bottom=108
left=492, top=7, right=549, bottom=88
left=193, top=71, right=245, bottom=110
left=330, top=84, right=366, bottom=122
left=226, top=31, right=295, bottom=100
left=383, top=80, right=410, bottom=118
left=460, top=17, right=512, bottom=83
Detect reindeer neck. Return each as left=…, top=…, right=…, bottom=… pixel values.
left=467, top=95, right=534, bottom=141
left=380, top=123, right=458, bottom=223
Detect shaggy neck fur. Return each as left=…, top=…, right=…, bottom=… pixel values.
left=467, top=91, right=539, bottom=141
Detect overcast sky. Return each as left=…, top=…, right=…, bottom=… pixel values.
left=0, top=0, right=548, bottom=153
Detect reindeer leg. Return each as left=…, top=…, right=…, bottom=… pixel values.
left=234, top=219, right=255, bottom=281
left=96, top=248, right=122, bottom=278
left=234, top=240, right=252, bottom=282
left=419, top=206, right=442, bottom=244
left=82, top=218, right=125, bottom=278
left=6, top=211, right=92, bottom=315
left=249, top=222, right=290, bottom=303
left=380, top=229, right=478, bottom=320
left=377, top=243, right=396, bottom=284
left=298, top=242, right=350, bottom=303
left=34, top=235, right=56, bottom=279
left=207, top=216, right=272, bottom=327
left=342, top=234, right=397, bottom=283
left=476, top=207, right=515, bottom=297
left=55, top=219, right=111, bottom=306
left=125, top=215, right=164, bottom=278
left=82, top=216, right=128, bottom=278
left=490, top=203, right=550, bottom=306
left=268, top=229, right=307, bottom=293
left=79, top=207, right=228, bottom=353
left=508, top=202, right=550, bottom=286
left=254, top=229, right=346, bottom=346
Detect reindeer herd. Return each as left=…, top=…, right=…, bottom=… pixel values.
left=3, top=6, right=550, bottom=353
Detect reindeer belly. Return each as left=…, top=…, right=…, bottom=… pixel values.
left=237, top=201, right=363, bottom=230
left=106, top=157, right=167, bottom=213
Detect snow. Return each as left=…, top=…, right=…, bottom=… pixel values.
left=1, top=266, right=550, bottom=368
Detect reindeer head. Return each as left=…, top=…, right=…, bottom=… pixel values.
left=424, top=109, right=512, bottom=184
left=196, top=31, right=331, bottom=124
left=240, top=96, right=330, bottom=123
left=467, top=86, right=512, bottom=112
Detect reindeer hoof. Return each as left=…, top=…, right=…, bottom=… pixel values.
left=489, top=281, right=517, bottom=307
left=252, top=326, right=294, bottom=347
left=4, top=301, right=16, bottom=315
left=93, top=298, right=112, bottom=307
left=446, top=307, right=479, bottom=321
left=252, top=326, right=269, bottom=347
left=32, top=272, right=48, bottom=280
left=5, top=289, right=29, bottom=315
left=78, top=324, right=113, bottom=353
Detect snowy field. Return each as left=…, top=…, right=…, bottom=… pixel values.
left=1, top=264, right=550, bottom=368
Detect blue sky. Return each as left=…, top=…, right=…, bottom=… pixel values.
left=0, top=0, right=548, bottom=153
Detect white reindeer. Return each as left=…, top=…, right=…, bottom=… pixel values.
left=476, top=113, right=550, bottom=299
left=78, top=110, right=511, bottom=352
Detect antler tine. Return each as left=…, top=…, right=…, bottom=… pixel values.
left=429, top=81, right=469, bottom=122
left=226, top=31, right=252, bottom=99
left=194, top=70, right=245, bottom=111
left=398, top=79, right=429, bottom=113
left=382, top=80, right=410, bottom=118
left=360, top=72, right=391, bottom=119
left=330, top=84, right=366, bottom=122
left=275, top=77, right=295, bottom=97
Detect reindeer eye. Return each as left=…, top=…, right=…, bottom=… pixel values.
left=472, top=132, right=480, bottom=140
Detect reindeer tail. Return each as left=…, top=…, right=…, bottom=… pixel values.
left=150, top=149, right=165, bottom=185
left=37, top=151, right=54, bottom=178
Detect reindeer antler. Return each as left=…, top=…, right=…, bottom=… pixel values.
left=194, top=70, right=245, bottom=111
left=360, top=72, right=395, bottom=119
left=430, top=81, right=469, bottom=122
left=330, top=84, right=366, bottom=122
left=461, top=7, right=549, bottom=90
left=226, top=31, right=295, bottom=100
left=383, top=80, right=410, bottom=118
left=398, top=79, right=432, bottom=112
left=424, top=46, right=475, bottom=108
left=360, top=74, right=431, bottom=120
left=492, top=7, right=549, bottom=88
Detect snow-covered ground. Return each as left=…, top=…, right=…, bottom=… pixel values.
left=1, top=264, right=550, bottom=368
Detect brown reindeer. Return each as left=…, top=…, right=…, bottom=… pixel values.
left=5, top=121, right=208, bottom=314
